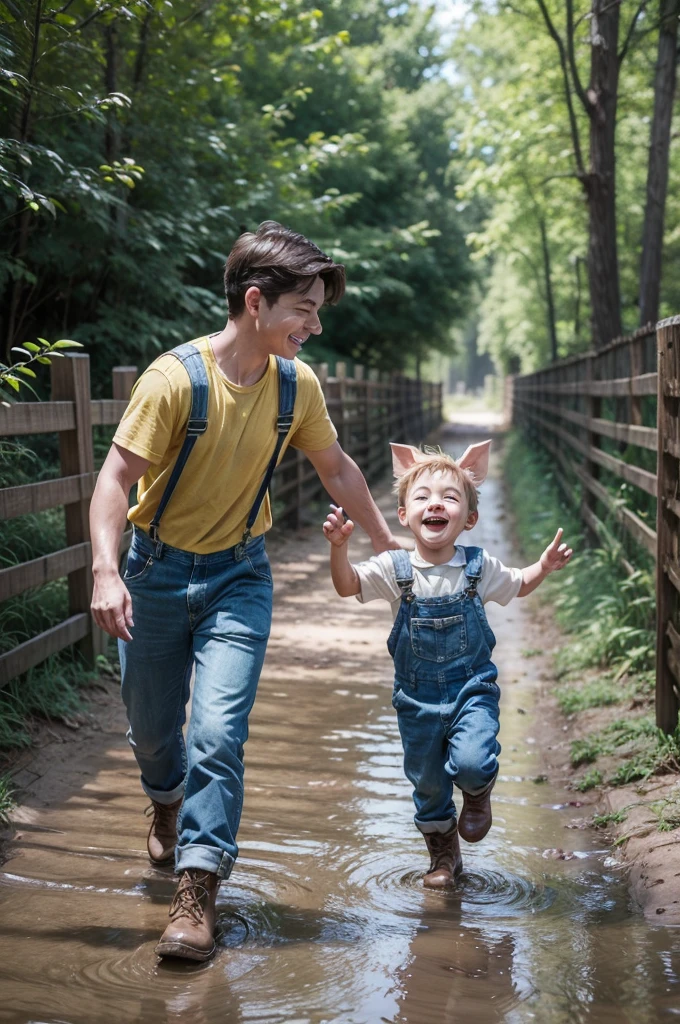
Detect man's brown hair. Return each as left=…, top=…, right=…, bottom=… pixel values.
left=224, top=221, right=346, bottom=318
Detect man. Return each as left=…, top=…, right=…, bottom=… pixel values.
left=90, top=221, right=397, bottom=961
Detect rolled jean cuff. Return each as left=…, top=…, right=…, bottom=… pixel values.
left=141, top=778, right=185, bottom=805
left=175, top=843, right=235, bottom=880
left=416, top=818, right=456, bottom=835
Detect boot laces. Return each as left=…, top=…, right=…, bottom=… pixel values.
left=168, top=872, right=212, bottom=925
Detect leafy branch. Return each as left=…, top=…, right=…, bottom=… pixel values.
left=0, top=338, right=84, bottom=405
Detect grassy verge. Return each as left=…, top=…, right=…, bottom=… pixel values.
left=504, top=432, right=679, bottom=821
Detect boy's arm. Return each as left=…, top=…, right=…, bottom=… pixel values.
left=518, top=528, right=573, bottom=597
left=304, top=442, right=398, bottom=553
left=323, top=505, right=361, bottom=597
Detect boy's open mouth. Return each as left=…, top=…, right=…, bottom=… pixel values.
left=422, top=516, right=448, bottom=528
left=289, top=334, right=306, bottom=348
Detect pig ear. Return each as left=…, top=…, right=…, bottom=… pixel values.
left=458, top=439, right=491, bottom=485
left=390, top=442, right=423, bottom=479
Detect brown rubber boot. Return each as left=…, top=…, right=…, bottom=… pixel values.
left=155, top=869, right=219, bottom=961
left=146, top=798, right=182, bottom=865
left=458, top=779, right=496, bottom=843
left=422, top=823, right=463, bottom=888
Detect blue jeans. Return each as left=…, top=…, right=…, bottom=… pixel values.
left=119, top=527, right=272, bottom=878
left=392, top=676, right=500, bottom=834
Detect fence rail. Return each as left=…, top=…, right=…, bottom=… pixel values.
left=512, top=318, right=680, bottom=733
left=0, top=356, right=442, bottom=690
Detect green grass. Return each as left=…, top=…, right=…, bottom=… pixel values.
left=504, top=432, right=655, bottom=683
left=592, top=809, right=628, bottom=828
left=574, top=769, right=604, bottom=792
left=0, top=653, right=99, bottom=753
left=569, top=717, right=680, bottom=787
left=555, top=677, right=628, bottom=716
left=0, top=774, right=14, bottom=825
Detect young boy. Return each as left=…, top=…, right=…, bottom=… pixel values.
left=323, top=440, right=572, bottom=888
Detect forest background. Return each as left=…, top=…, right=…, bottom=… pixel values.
left=1, top=0, right=679, bottom=386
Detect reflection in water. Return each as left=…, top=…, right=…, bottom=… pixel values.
left=1, top=440, right=680, bottom=1023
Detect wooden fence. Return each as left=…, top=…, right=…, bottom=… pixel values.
left=0, top=356, right=442, bottom=690
left=511, top=317, right=680, bottom=733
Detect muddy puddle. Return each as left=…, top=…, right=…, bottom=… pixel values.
left=1, top=435, right=679, bottom=1023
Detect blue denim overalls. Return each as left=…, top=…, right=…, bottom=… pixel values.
left=120, top=343, right=297, bottom=878
left=387, top=546, right=501, bottom=835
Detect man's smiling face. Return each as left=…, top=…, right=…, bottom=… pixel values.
left=248, top=274, right=325, bottom=359
left=398, top=468, right=477, bottom=554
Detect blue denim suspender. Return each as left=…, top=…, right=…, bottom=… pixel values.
left=389, top=548, right=416, bottom=603
left=148, top=344, right=208, bottom=544
left=388, top=547, right=485, bottom=603
left=148, top=344, right=297, bottom=552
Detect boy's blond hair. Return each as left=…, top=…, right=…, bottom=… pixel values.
left=394, top=448, right=479, bottom=514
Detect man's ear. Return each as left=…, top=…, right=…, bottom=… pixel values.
left=244, top=285, right=262, bottom=318
left=463, top=510, right=479, bottom=531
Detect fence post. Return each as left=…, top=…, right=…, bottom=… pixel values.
left=50, top=354, right=98, bottom=668
left=656, top=316, right=680, bottom=733
left=112, top=366, right=138, bottom=401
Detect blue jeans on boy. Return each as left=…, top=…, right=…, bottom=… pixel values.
left=119, top=526, right=273, bottom=879
left=387, top=547, right=500, bottom=835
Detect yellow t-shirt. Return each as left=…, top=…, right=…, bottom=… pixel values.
left=113, top=337, right=337, bottom=553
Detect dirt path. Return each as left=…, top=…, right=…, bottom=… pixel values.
left=2, top=432, right=680, bottom=1024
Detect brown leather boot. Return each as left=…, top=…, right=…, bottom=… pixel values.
left=458, top=778, right=496, bottom=843
left=155, top=869, right=219, bottom=961
left=422, top=823, right=463, bottom=888
left=146, top=798, right=182, bottom=865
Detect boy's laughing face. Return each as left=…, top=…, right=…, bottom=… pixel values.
left=398, top=468, right=478, bottom=557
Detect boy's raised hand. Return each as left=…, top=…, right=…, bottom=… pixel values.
left=540, top=527, right=573, bottom=573
left=323, top=504, right=355, bottom=547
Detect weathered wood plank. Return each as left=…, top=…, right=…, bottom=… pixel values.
left=527, top=373, right=657, bottom=397
left=588, top=447, right=657, bottom=497
left=0, top=614, right=90, bottom=691
left=520, top=396, right=658, bottom=450
left=0, top=401, right=75, bottom=437
left=90, top=399, right=129, bottom=426
left=0, top=542, right=91, bottom=602
left=575, top=465, right=657, bottom=557
left=0, top=472, right=96, bottom=521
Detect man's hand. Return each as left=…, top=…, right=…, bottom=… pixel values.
left=539, top=528, right=573, bottom=574
left=92, top=568, right=134, bottom=642
left=323, top=504, right=355, bottom=547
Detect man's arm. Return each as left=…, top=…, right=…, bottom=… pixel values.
left=89, top=443, right=151, bottom=641
left=303, top=441, right=398, bottom=553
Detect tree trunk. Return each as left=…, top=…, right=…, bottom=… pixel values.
left=585, top=0, right=623, bottom=348
left=3, top=0, right=42, bottom=361
left=539, top=215, right=558, bottom=361
left=639, top=0, right=679, bottom=327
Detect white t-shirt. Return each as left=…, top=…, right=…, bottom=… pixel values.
left=355, top=546, right=523, bottom=620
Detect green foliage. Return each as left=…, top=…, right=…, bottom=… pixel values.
left=591, top=809, right=628, bottom=828
left=574, top=769, right=603, bottom=792
left=453, top=0, right=676, bottom=366
left=555, top=678, right=626, bottom=716
left=504, top=431, right=655, bottom=683
left=0, top=337, right=83, bottom=403
left=0, top=773, right=14, bottom=825
left=570, top=716, right=680, bottom=786
left=0, top=652, right=97, bottom=752
left=1, top=0, right=474, bottom=386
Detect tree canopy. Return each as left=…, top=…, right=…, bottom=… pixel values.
left=1, top=0, right=474, bottom=390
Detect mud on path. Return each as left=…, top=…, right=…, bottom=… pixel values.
left=2, top=433, right=680, bottom=1024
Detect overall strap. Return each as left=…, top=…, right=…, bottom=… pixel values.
left=235, top=356, right=297, bottom=557
left=461, top=545, right=484, bottom=597
left=388, top=548, right=416, bottom=603
left=148, top=343, right=209, bottom=544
